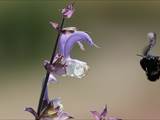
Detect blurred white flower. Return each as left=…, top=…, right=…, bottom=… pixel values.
left=65, top=58, right=89, bottom=78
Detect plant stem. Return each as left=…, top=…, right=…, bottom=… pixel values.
left=37, top=17, right=65, bottom=117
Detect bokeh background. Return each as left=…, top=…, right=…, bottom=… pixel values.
left=0, top=0, right=160, bottom=119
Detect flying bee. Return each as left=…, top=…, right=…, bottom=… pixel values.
left=138, top=32, right=160, bottom=81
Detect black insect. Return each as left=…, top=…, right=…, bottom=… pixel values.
left=138, top=32, right=160, bottom=81
left=140, top=56, right=160, bottom=81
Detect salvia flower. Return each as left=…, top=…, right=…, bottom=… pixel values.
left=59, top=27, right=98, bottom=78
left=61, top=3, right=74, bottom=18
left=45, top=26, right=98, bottom=79
left=138, top=32, right=160, bottom=81
left=25, top=86, right=73, bottom=120
left=90, top=105, right=121, bottom=120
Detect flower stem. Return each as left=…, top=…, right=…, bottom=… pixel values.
left=37, top=17, right=65, bottom=117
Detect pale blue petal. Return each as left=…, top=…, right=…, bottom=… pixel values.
left=64, top=31, right=96, bottom=58
left=58, top=34, right=70, bottom=56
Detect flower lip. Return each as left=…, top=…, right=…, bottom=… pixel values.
left=65, top=58, right=89, bottom=78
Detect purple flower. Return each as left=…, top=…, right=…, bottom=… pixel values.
left=58, top=27, right=98, bottom=58
left=61, top=3, right=74, bottom=18
left=44, top=27, right=98, bottom=79
left=90, top=105, right=121, bottom=120
left=25, top=86, right=73, bottom=120
left=58, top=27, right=98, bottom=78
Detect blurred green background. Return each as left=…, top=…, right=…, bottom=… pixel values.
left=1, top=0, right=160, bottom=119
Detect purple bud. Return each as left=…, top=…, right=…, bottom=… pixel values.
left=61, top=3, right=74, bottom=19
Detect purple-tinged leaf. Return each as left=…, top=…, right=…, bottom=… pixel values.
left=24, top=107, right=38, bottom=119
left=50, top=21, right=59, bottom=31
left=90, top=111, right=101, bottom=120
left=91, top=106, right=122, bottom=120
left=100, top=105, right=107, bottom=118
left=43, top=55, right=67, bottom=76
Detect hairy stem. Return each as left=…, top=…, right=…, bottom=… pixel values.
left=37, top=17, right=65, bottom=117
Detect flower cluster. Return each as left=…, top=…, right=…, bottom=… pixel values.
left=45, top=26, right=97, bottom=80
left=25, top=2, right=121, bottom=120
left=24, top=1, right=160, bottom=120
left=46, top=6, right=98, bottom=80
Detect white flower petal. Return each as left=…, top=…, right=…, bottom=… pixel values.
left=65, top=58, right=89, bottom=78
